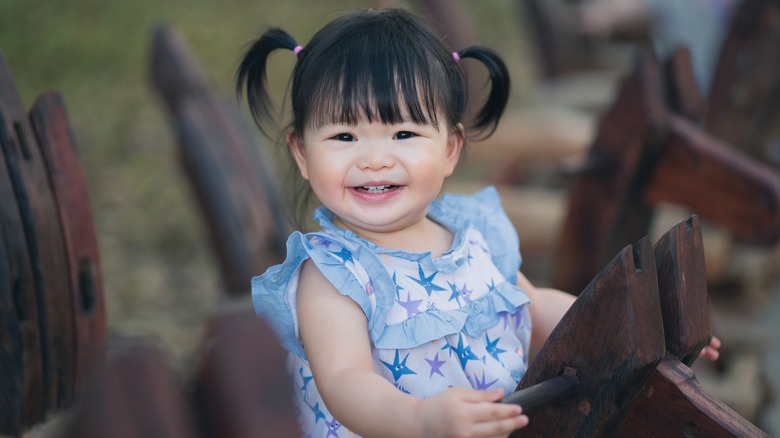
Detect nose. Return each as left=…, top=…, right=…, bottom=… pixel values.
left=357, top=141, right=394, bottom=170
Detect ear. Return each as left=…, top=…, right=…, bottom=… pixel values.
left=287, top=129, right=310, bottom=180
left=444, top=123, right=464, bottom=177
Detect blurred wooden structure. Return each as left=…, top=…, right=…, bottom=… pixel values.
left=0, top=53, right=107, bottom=436
left=149, top=24, right=289, bottom=297
left=66, top=312, right=299, bottom=438
left=705, top=0, right=780, bottom=167
left=554, top=45, right=780, bottom=294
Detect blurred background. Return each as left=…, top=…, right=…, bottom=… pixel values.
left=2, top=0, right=779, bottom=436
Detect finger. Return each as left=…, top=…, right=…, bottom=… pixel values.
left=709, top=336, right=722, bottom=349
left=472, top=414, right=529, bottom=437
left=470, top=399, right=523, bottom=422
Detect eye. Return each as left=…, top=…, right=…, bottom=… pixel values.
left=332, top=133, right=355, bottom=141
left=393, top=131, right=417, bottom=140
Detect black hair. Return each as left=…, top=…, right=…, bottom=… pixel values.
left=236, top=8, right=511, bottom=228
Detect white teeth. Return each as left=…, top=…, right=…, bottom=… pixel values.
left=362, top=185, right=392, bottom=193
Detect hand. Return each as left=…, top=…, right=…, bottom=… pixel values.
left=698, top=335, right=721, bottom=361
left=416, top=387, right=529, bottom=438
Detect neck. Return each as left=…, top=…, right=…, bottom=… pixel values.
left=333, top=216, right=453, bottom=257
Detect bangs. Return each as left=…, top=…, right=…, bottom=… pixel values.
left=290, top=10, right=461, bottom=133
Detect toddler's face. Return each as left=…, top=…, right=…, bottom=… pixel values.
left=290, top=118, right=462, bottom=238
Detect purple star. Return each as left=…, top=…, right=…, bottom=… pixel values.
left=426, top=353, right=446, bottom=378
left=474, top=371, right=499, bottom=390
left=514, top=309, right=524, bottom=330
left=397, top=292, right=423, bottom=318
left=325, top=416, right=342, bottom=437
left=459, top=284, right=473, bottom=304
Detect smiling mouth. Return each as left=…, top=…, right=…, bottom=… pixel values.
left=358, top=185, right=398, bottom=193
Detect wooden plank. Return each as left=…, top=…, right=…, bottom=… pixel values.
left=614, top=216, right=768, bottom=436
left=67, top=338, right=197, bottom=438
left=0, top=94, right=45, bottom=436
left=615, top=357, right=769, bottom=437
left=191, top=306, right=300, bottom=438
left=29, top=91, right=107, bottom=398
left=645, top=115, right=780, bottom=246
left=510, top=237, right=665, bottom=437
left=554, top=47, right=664, bottom=294
left=652, top=215, right=710, bottom=366
left=0, top=52, right=75, bottom=430
left=706, top=0, right=780, bottom=161
left=149, top=25, right=288, bottom=295
left=663, top=47, right=705, bottom=123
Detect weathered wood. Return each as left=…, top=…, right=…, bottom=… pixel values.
left=663, top=46, right=705, bottom=123
left=614, top=215, right=768, bottom=436
left=652, top=215, right=710, bottom=366
left=644, top=115, right=780, bottom=246
left=0, top=52, right=75, bottom=432
left=615, top=357, right=769, bottom=437
left=67, top=337, right=197, bottom=438
left=29, top=92, right=107, bottom=399
left=555, top=45, right=780, bottom=293
left=0, top=87, right=45, bottom=436
left=511, top=237, right=665, bottom=437
left=706, top=0, right=780, bottom=163
left=554, top=47, right=664, bottom=294
left=191, top=306, right=300, bottom=438
left=502, top=368, right=578, bottom=415
left=149, top=25, right=289, bottom=295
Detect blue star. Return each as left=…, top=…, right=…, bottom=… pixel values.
left=447, top=281, right=462, bottom=306
left=305, top=401, right=326, bottom=423
left=329, top=246, right=353, bottom=264
left=393, top=272, right=404, bottom=299
left=485, top=334, right=507, bottom=362
left=312, top=236, right=332, bottom=248
left=325, top=416, right=342, bottom=437
left=445, top=334, right=479, bottom=369
left=426, top=353, right=446, bottom=378
left=407, top=263, right=446, bottom=296
left=397, top=292, right=423, bottom=318
left=486, top=278, right=498, bottom=293
left=299, top=367, right=314, bottom=397
left=474, top=371, right=499, bottom=390
left=381, top=350, right=417, bottom=382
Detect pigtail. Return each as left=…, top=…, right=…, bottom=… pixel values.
left=236, top=28, right=300, bottom=136
left=457, top=46, right=511, bottom=139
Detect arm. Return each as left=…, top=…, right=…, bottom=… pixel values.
left=517, top=271, right=575, bottom=359
left=296, top=260, right=528, bottom=437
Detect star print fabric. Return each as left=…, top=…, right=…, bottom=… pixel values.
left=252, top=187, right=532, bottom=437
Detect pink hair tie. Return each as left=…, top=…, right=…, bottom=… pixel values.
left=293, top=45, right=304, bottom=56
left=452, top=51, right=461, bottom=62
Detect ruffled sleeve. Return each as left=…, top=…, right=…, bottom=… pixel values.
left=430, top=186, right=522, bottom=284
left=251, top=231, right=375, bottom=359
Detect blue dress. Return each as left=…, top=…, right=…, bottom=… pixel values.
left=252, top=187, right=532, bottom=437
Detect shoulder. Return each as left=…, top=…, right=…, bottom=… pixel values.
left=431, top=186, right=522, bottom=281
